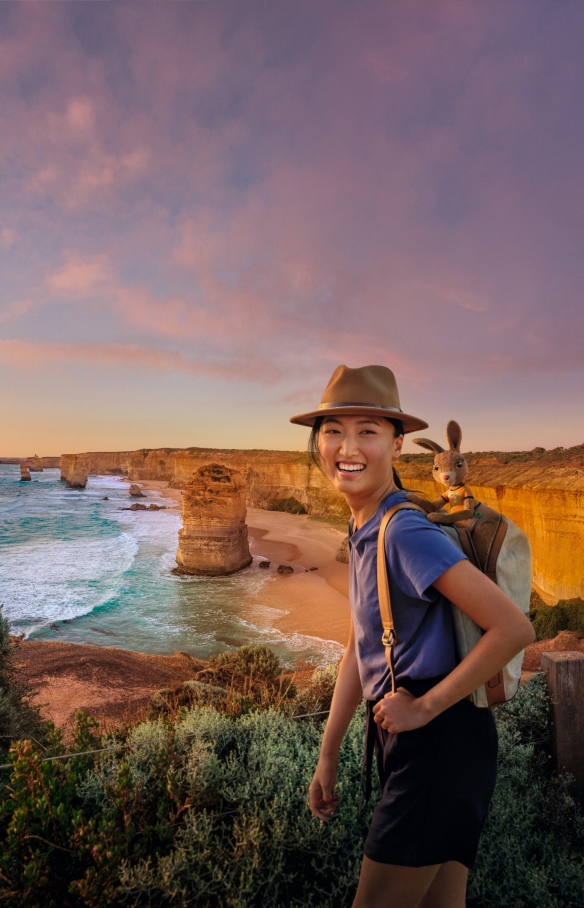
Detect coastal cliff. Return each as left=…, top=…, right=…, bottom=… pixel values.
left=398, top=446, right=584, bottom=604
left=58, top=443, right=584, bottom=602
left=175, top=463, right=252, bottom=575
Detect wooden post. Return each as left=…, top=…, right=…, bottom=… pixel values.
left=541, top=652, right=584, bottom=801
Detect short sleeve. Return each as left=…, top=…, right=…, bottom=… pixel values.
left=384, top=511, right=466, bottom=600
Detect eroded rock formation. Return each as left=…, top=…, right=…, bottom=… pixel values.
left=175, top=463, right=252, bottom=576
left=20, top=464, right=31, bottom=481
left=129, top=484, right=144, bottom=497
left=57, top=443, right=584, bottom=602
left=66, top=459, right=87, bottom=489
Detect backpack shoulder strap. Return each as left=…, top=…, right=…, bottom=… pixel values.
left=377, top=502, right=427, bottom=695
left=485, top=516, right=508, bottom=583
left=454, top=526, right=480, bottom=569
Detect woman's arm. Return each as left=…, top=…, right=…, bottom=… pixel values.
left=373, top=559, right=535, bottom=733
left=309, top=618, right=363, bottom=820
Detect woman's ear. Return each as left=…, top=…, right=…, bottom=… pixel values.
left=393, top=434, right=404, bottom=457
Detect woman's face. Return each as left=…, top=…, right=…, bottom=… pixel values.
left=318, top=415, right=403, bottom=499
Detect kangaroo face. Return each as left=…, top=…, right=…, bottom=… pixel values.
left=432, top=451, right=468, bottom=488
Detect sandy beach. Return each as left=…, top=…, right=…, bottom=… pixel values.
left=138, top=478, right=183, bottom=505
left=139, top=481, right=352, bottom=648
left=246, top=508, right=350, bottom=647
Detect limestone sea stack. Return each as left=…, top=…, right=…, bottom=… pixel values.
left=20, top=464, right=31, bottom=481
left=60, top=453, right=75, bottom=482
left=129, top=484, right=144, bottom=497
left=66, top=459, right=87, bottom=489
left=27, top=456, right=44, bottom=472
left=175, top=463, right=252, bottom=576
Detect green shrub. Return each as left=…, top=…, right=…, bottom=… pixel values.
left=0, top=608, right=45, bottom=761
left=563, top=598, right=584, bottom=634
left=530, top=598, right=584, bottom=640
left=468, top=675, right=584, bottom=907
left=284, top=664, right=339, bottom=718
left=531, top=605, right=568, bottom=640
left=267, top=498, right=307, bottom=515
left=0, top=673, right=583, bottom=907
left=195, top=645, right=296, bottom=712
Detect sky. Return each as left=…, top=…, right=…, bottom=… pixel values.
left=1, top=0, right=584, bottom=457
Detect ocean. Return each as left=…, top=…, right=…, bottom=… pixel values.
left=0, top=465, right=343, bottom=666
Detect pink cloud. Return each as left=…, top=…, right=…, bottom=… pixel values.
left=0, top=338, right=280, bottom=383
left=0, top=0, right=582, bottom=445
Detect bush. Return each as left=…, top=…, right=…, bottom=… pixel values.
left=530, top=597, right=584, bottom=640
left=284, top=664, right=339, bottom=718
left=468, top=675, right=584, bottom=907
left=267, top=498, right=307, bottom=515
left=0, top=608, right=45, bottom=761
left=0, top=672, right=583, bottom=907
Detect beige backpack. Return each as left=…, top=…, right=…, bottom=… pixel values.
left=377, top=503, right=532, bottom=708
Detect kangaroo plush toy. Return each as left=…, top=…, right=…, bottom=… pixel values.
left=405, top=420, right=497, bottom=528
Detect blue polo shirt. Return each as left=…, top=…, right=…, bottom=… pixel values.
left=348, top=490, right=465, bottom=701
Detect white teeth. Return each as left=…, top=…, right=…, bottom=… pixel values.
left=337, top=463, right=365, bottom=473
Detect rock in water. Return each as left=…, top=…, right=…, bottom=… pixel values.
left=20, top=464, right=31, bottom=481
left=66, top=469, right=87, bottom=489
left=175, top=463, right=253, bottom=576
left=259, top=560, right=271, bottom=569
left=129, top=484, right=144, bottom=497
left=277, top=564, right=294, bottom=575
left=335, top=536, right=349, bottom=564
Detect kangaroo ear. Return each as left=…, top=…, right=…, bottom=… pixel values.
left=413, top=437, right=445, bottom=455
left=446, top=421, right=462, bottom=452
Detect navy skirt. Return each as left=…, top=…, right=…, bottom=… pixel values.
left=362, top=677, right=498, bottom=869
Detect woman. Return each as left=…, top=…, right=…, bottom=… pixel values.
left=290, top=364, right=534, bottom=908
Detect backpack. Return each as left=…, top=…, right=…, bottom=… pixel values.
left=377, top=503, right=532, bottom=708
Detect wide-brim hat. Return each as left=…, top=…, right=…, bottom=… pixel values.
left=290, top=364, right=428, bottom=434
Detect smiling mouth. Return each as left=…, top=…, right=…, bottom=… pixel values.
left=337, top=462, right=366, bottom=473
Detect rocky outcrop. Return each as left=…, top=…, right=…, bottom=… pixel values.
left=175, top=464, right=252, bottom=576
left=26, top=456, right=44, bottom=472
left=60, top=453, right=75, bottom=482
left=335, top=537, right=349, bottom=564
left=129, top=484, right=144, bottom=497
left=20, top=464, right=31, bottom=481
left=66, top=459, right=87, bottom=489
left=59, top=451, right=131, bottom=482
left=56, top=442, right=584, bottom=602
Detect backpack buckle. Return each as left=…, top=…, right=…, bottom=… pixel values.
left=381, top=628, right=396, bottom=647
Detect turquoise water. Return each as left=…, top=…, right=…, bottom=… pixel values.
left=0, top=465, right=343, bottom=666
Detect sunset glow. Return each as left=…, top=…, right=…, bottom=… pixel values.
left=1, top=1, right=583, bottom=455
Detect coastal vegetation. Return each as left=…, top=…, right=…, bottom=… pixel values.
left=0, top=635, right=583, bottom=907
left=0, top=611, right=45, bottom=763
left=529, top=597, right=584, bottom=640
left=268, top=497, right=307, bottom=515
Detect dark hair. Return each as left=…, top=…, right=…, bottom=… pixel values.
left=308, top=416, right=406, bottom=489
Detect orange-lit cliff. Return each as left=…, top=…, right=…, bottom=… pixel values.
left=59, top=444, right=584, bottom=603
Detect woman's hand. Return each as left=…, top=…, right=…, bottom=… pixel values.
left=309, top=757, right=341, bottom=821
left=372, top=688, right=431, bottom=733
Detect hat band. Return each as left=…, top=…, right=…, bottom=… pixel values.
left=317, top=401, right=403, bottom=413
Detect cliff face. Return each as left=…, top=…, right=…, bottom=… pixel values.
left=60, top=452, right=131, bottom=482
left=398, top=450, right=584, bottom=604
left=57, top=443, right=584, bottom=602
left=123, top=447, right=351, bottom=519
left=175, top=463, right=252, bottom=576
